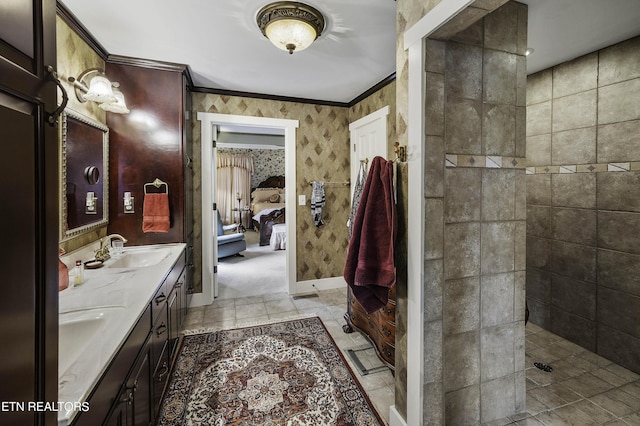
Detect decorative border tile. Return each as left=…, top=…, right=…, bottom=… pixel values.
left=445, top=157, right=640, bottom=173
left=445, top=154, right=527, bottom=169
left=527, top=162, right=638, bottom=174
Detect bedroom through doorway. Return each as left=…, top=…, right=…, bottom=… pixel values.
left=215, top=124, right=288, bottom=300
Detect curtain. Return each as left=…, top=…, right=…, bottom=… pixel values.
left=216, top=154, right=254, bottom=225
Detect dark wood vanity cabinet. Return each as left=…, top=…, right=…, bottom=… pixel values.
left=73, top=250, right=187, bottom=426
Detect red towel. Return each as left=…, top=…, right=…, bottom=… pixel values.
left=143, top=193, right=170, bottom=233
left=343, top=156, right=397, bottom=314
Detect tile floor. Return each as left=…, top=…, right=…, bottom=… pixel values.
left=181, top=290, right=640, bottom=426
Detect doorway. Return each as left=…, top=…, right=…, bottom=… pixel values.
left=193, top=112, right=299, bottom=307
left=215, top=126, right=287, bottom=299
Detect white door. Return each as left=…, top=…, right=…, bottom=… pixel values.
left=349, top=106, right=390, bottom=200
left=212, top=125, right=219, bottom=298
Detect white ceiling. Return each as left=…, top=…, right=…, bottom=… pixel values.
left=60, top=0, right=640, bottom=104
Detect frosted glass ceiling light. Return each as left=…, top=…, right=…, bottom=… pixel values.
left=257, top=2, right=325, bottom=54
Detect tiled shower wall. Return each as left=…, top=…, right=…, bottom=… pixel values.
left=423, top=2, right=528, bottom=423
left=526, top=35, right=640, bottom=374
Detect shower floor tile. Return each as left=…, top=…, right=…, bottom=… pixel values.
left=501, top=325, right=640, bottom=425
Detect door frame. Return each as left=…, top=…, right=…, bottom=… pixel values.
left=193, top=112, right=298, bottom=306
left=400, top=1, right=479, bottom=425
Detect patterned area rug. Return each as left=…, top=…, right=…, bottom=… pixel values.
left=158, top=317, right=384, bottom=425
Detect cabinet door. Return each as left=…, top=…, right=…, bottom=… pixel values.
left=168, top=287, right=179, bottom=360
left=0, top=1, right=58, bottom=425
left=130, top=339, right=152, bottom=425
left=103, top=337, right=152, bottom=426
left=104, top=388, right=131, bottom=426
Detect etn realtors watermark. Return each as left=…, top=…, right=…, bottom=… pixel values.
left=1, top=401, right=89, bottom=412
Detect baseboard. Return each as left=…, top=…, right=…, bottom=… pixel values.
left=292, top=276, right=346, bottom=294
left=389, top=405, right=407, bottom=426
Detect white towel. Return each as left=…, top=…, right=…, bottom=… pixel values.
left=311, top=181, right=325, bottom=227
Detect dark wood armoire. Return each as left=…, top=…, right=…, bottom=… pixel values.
left=0, top=1, right=59, bottom=424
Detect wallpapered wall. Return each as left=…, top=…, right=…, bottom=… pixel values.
left=217, top=147, right=285, bottom=189
left=190, top=93, right=352, bottom=293
left=57, top=17, right=108, bottom=253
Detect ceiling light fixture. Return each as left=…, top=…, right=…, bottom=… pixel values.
left=525, top=48, right=535, bottom=56
left=256, top=1, right=325, bottom=55
left=68, top=68, right=130, bottom=114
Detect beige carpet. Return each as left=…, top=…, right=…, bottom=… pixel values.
left=217, top=230, right=287, bottom=299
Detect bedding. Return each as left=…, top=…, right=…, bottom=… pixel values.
left=250, top=176, right=286, bottom=238
left=252, top=202, right=286, bottom=220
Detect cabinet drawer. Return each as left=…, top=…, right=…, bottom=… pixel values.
left=151, top=303, right=168, bottom=371
left=378, top=301, right=396, bottom=324
left=151, top=281, right=170, bottom=325
left=378, top=340, right=395, bottom=367
left=152, top=344, right=170, bottom=416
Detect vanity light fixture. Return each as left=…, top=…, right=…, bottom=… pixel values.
left=68, top=68, right=130, bottom=114
left=256, top=1, right=325, bottom=54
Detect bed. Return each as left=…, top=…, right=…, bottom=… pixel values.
left=250, top=176, right=286, bottom=245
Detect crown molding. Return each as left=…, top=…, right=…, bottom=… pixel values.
left=349, top=73, right=396, bottom=106
left=191, top=86, right=350, bottom=108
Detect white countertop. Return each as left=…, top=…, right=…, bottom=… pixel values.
left=57, top=243, right=186, bottom=425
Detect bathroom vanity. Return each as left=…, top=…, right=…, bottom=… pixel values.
left=58, top=243, right=187, bottom=425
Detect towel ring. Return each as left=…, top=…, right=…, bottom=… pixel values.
left=144, top=178, right=169, bottom=194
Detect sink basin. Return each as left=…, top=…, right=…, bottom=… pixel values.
left=104, top=247, right=171, bottom=268
left=59, top=307, right=123, bottom=376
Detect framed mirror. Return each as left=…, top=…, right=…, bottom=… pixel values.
left=59, top=109, right=109, bottom=240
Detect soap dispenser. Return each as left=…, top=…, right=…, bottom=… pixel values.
left=72, top=260, right=84, bottom=286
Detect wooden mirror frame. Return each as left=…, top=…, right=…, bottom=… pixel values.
left=59, top=109, right=109, bottom=241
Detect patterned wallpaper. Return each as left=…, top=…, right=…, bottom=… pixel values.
left=190, top=93, right=351, bottom=292
left=218, top=148, right=285, bottom=189
left=56, top=16, right=108, bottom=253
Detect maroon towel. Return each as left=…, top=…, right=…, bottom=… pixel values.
left=343, top=156, right=397, bottom=314
left=143, top=193, right=170, bottom=233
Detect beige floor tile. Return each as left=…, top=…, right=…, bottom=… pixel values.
left=235, top=302, right=267, bottom=320
left=264, top=298, right=297, bottom=314
left=234, top=295, right=264, bottom=306
left=203, top=305, right=236, bottom=323
left=182, top=292, right=640, bottom=426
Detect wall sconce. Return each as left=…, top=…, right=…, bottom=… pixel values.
left=68, top=68, right=130, bottom=114
left=256, top=1, right=325, bottom=54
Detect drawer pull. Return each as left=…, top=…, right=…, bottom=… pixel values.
left=120, top=391, right=133, bottom=406
left=157, top=363, right=169, bottom=381
left=155, top=293, right=167, bottom=304
left=156, top=322, right=167, bottom=336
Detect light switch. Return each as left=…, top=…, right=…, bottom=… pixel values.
left=298, top=194, right=306, bottom=205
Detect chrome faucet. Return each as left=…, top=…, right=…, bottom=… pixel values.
left=95, top=234, right=128, bottom=261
